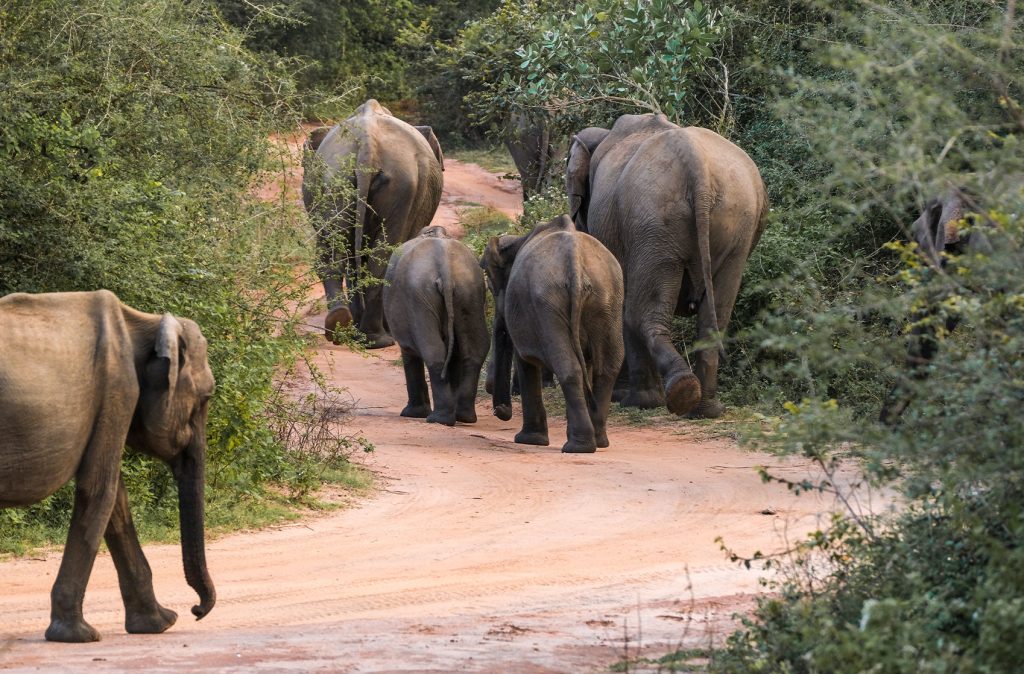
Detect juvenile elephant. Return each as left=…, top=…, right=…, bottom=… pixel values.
left=0, top=290, right=216, bottom=642
left=303, top=99, right=445, bottom=348
left=567, top=113, right=768, bottom=418
left=384, top=226, right=490, bottom=426
left=482, top=215, right=624, bottom=453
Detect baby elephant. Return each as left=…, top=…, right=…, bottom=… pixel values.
left=483, top=214, right=624, bottom=453
left=384, top=225, right=490, bottom=425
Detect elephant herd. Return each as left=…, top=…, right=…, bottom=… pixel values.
left=303, top=100, right=770, bottom=440
left=0, top=97, right=994, bottom=642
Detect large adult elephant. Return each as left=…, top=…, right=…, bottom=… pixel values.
left=303, top=99, right=445, bottom=348
left=567, top=113, right=769, bottom=418
left=0, top=290, right=216, bottom=642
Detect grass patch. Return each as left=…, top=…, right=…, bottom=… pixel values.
left=612, top=647, right=711, bottom=673
left=448, top=144, right=518, bottom=176
left=459, top=205, right=518, bottom=256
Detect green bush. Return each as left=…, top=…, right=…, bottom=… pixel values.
left=707, top=1, right=1024, bottom=671
left=0, top=0, right=364, bottom=553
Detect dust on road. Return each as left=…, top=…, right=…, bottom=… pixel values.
left=0, top=137, right=847, bottom=673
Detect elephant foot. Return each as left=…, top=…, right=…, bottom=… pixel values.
left=126, top=605, right=178, bottom=635
left=595, top=429, right=609, bottom=448
left=664, top=372, right=702, bottom=416
left=514, top=430, right=549, bottom=446
left=426, top=410, right=456, bottom=426
left=562, top=438, right=597, bottom=453
left=456, top=407, right=478, bottom=424
left=493, top=404, right=513, bottom=421
left=45, top=617, right=101, bottom=643
left=620, top=387, right=665, bottom=409
left=687, top=398, right=726, bottom=419
left=364, top=333, right=396, bottom=349
left=324, top=307, right=353, bottom=341
left=611, top=387, right=630, bottom=403
left=401, top=403, right=431, bottom=419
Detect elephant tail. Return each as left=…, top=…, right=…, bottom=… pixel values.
left=568, top=239, right=594, bottom=406
left=437, top=275, right=456, bottom=381
left=695, top=184, right=720, bottom=354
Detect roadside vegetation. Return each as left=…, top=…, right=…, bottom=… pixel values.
left=0, top=0, right=371, bottom=555
left=3, top=0, right=1023, bottom=670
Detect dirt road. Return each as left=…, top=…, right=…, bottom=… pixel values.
left=1, top=153, right=845, bottom=673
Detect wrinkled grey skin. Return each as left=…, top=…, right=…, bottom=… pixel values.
left=302, top=99, right=445, bottom=348
left=568, top=113, right=768, bottom=419
left=565, top=126, right=610, bottom=231
left=384, top=226, right=490, bottom=426
left=504, top=111, right=561, bottom=201
left=0, top=290, right=216, bottom=642
left=482, top=215, right=624, bottom=453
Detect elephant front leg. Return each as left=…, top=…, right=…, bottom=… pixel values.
left=105, top=475, right=177, bottom=635
left=317, top=227, right=354, bottom=340
left=621, top=319, right=675, bottom=410
left=400, top=350, right=432, bottom=419
left=46, top=454, right=123, bottom=641
left=514, top=356, right=549, bottom=446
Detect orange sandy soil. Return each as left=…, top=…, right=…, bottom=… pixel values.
left=0, top=128, right=870, bottom=673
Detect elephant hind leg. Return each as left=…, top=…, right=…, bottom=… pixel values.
left=400, top=349, right=432, bottom=419
left=623, top=256, right=700, bottom=415
left=454, top=352, right=483, bottom=424
left=105, top=476, right=177, bottom=634
left=690, top=254, right=746, bottom=419
left=514, top=356, right=549, bottom=446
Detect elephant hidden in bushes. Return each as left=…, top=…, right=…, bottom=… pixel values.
left=384, top=225, right=489, bottom=426
left=302, top=99, right=445, bottom=348
left=482, top=215, right=624, bottom=453
left=0, top=290, right=216, bottom=642
left=879, top=177, right=1021, bottom=424
left=566, top=113, right=768, bottom=419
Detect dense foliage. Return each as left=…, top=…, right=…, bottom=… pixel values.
left=0, top=0, right=361, bottom=552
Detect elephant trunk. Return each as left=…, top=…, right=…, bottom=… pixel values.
left=173, top=429, right=216, bottom=620
left=491, top=308, right=514, bottom=421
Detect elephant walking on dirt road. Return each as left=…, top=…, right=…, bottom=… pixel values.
left=303, top=99, right=445, bottom=348
left=567, top=113, right=768, bottom=419
left=384, top=226, right=490, bottom=426
left=0, top=290, right=216, bottom=642
left=482, top=215, right=624, bottom=453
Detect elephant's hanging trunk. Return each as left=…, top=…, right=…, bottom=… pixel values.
left=173, top=426, right=216, bottom=620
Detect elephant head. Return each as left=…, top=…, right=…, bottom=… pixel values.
left=127, top=313, right=217, bottom=620
left=565, top=127, right=609, bottom=232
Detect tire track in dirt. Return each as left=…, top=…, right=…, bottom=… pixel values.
left=0, top=146, right=852, bottom=673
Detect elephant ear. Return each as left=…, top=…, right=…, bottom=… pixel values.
left=911, top=197, right=948, bottom=266
left=153, top=314, right=184, bottom=408
left=415, top=126, right=445, bottom=171
left=566, top=136, right=592, bottom=230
